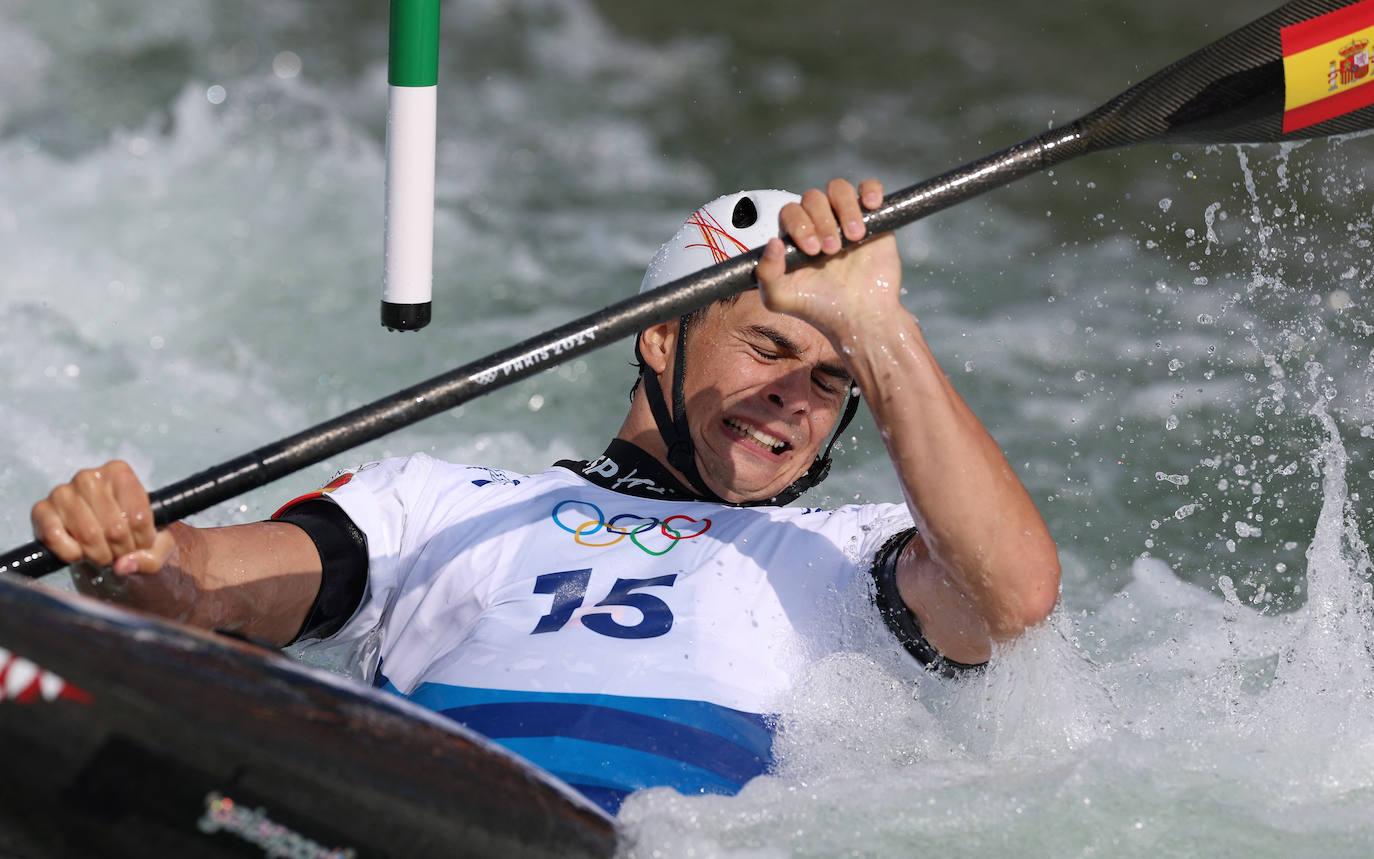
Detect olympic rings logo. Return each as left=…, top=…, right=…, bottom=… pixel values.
left=551, top=500, right=712, bottom=557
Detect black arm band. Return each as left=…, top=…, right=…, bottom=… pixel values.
left=870, top=528, right=986, bottom=678
left=275, top=500, right=369, bottom=644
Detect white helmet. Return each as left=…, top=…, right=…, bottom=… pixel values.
left=632, top=187, right=858, bottom=507
left=639, top=189, right=800, bottom=293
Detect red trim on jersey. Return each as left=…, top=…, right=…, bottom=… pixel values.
left=272, top=472, right=353, bottom=519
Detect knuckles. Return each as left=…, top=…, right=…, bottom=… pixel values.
left=48, top=484, right=75, bottom=506
left=70, top=521, right=103, bottom=547
left=73, top=468, right=104, bottom=491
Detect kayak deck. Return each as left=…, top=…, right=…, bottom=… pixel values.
left=0, top=573, right=617, bottom=858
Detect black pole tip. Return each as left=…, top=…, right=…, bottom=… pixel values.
left=381, top=301, right=431, bottom=332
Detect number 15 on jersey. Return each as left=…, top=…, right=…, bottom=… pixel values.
left=530, top=569, right=678, bottom=640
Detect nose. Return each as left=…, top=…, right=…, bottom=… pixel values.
left=763, top=367, right=811, bottom=415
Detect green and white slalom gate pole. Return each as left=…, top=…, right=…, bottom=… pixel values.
left=381, top=0, right=439, bottom=332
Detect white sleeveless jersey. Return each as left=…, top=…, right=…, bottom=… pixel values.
left=307, top=452, right=914, bottom=813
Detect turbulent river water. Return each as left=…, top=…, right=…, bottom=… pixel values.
left=2, top=0, right=1373, bottom=855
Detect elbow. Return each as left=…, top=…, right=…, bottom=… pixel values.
left=988, top=547, right=1061, bottom=641
left=1021, top=557, right=1061, bottom=629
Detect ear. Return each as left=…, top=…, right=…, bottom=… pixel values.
left=637, top=322, right=677, bottom=375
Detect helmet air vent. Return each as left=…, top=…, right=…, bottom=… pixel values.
left=731, top=196, right=758, bottom=229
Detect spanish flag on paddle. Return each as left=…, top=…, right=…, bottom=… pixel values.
left=1283, top=0, right=1374, bottom=132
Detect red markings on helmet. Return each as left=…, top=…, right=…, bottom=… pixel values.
left=686, top=207, right=750, bottom=264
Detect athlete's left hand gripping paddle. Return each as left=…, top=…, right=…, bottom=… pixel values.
left=381, top=0, right=440, bottom=332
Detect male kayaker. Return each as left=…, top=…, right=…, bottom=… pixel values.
left=30, top=178, right=1060, bottom=814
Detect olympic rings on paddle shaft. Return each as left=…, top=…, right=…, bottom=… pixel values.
left=551, top=500, right=712, bottom=556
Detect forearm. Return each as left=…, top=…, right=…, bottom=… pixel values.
left=84, top=521, right=322, bottom=647
left=842, top=312, right=1059, bottom=637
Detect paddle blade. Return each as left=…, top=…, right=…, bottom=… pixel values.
left=1081, top=0, right=1374, bottom=147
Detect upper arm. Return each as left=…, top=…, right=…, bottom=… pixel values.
left=892, top=533, right=993, bottom=666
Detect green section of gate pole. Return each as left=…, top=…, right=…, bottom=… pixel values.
left=389, top=0, right=440, bottom=87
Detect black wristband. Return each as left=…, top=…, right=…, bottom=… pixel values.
left=275, top=500, right=369, bottom=644
left=870, top=528, right=986, bottom=677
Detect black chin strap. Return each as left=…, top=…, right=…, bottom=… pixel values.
left=636, top=319, right=721, bottom=500
left=635, top=318, right=861, bottom=507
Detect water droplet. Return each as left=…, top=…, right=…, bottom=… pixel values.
left=273, top=51, right=303, bottom=80
left=206, top=84, right=227, bottom=105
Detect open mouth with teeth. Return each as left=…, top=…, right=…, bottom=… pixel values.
left=723, top=417, right=792, bottom=457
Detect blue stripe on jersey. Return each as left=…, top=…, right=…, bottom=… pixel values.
left=441, top=701, right=766, bottom=785
left=379, top=678, right=776, bottom=814
left=404, top=681, right=775, bottom=758
left=497, top=737, right=741, bottom=796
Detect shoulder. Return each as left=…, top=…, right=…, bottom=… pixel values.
left=773, top=501, right=912, bottom=543
left=321, top=454, right=555, bottom=516
left=353, top=455, right=560, bottom=493
left=783, top=501, right=914, bottom=568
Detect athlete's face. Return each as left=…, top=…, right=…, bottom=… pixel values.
left=652, top=292, right=853, bottom=503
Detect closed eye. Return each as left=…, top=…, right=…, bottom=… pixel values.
left=812, top=374, right=841, bottom=396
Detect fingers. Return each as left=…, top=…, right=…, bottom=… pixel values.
left=803, top=188, right=843, bottom=254
left=31, top=498, right=84, bottom=565
left=827, top=178, right=865, bottom=243
left=780, top=199, right=821, bottom=256
left=858, top=178, right=883, bottom=211
left=115, top=530, right=177, bottom=576
left=51, top=481, right=116, bottom=567
left=779, top=178, right=885, bottom=256
left=77, top=468, right=137, bottom=562
left=109, top=461, right=156, bottom=550
left=780, top=189, right=841, bottom=256
left=30, top=460, right=159, bottom=572
left=755, top=238, right=787, bottom=303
